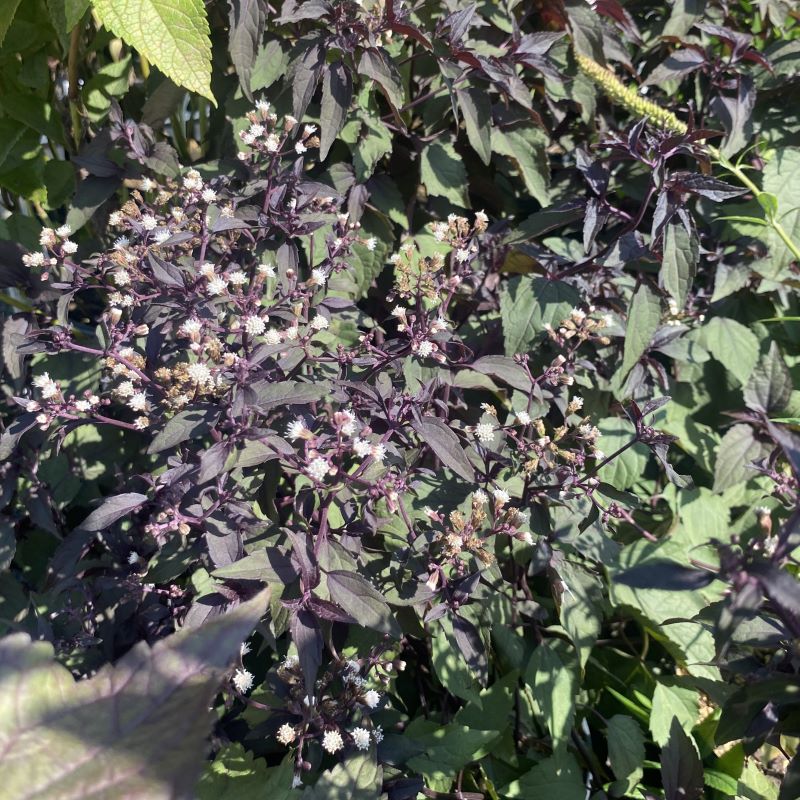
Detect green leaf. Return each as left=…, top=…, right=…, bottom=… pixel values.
left=502, top=752, right=586, bottom=799
left=661, top=220, right=698, bottom=309
left=456, top=86, right=491, bottom=165
left=406, top=722, right=497, bottom=777
left=320, top=61, right=353, bottom=160
left=650, top=681, right=699, bottom=746
left=713, top=424, right=769, bottom=492
left=0, top=590, right=269, bottom=800
left=596, top=417, right=650, bottom=491
left=82, top=54, right=133, bottom=123
left=420, top=141, right=469, bottom=207
left=0, top=91, right=66, bottom=145
left=92, top=0, right=215, bottom=104
left=65, top=0, right=90, bottom=30
left=353, top=114, right=392, bottom=182
left=358, top=47, right=404, bottom=110
left=250, top=38, right=288, bottom=92
left=198, top=747, right=295, bottom=800
left=525, top=640, right=576, bottom=751
left=607, top=714, right=645, bottom=787
left=304, top=752, right=382, bottom=800
left=0, top=0, right=23, bottom=45
left=743, top=342, right=792, bottom=415
left=696, top=317, right=759, bottom=385
left=499, top=276, right=580, bottom=356
left=492, top=127, right=551, bottom=206
left=762, top=148, right=800, bottom=274
left=621, top=284, right=661, bottom=377
left=250, top=380, right=332, bottom=411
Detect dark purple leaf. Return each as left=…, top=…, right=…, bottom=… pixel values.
left=81, top=493, right=148, bottom=531
left=660, top=717, right=704, bottom=800
left=291, top=609, right=323, bottom=699
left=452, top=614, right=488, bottom=686
left=228, top=0, right=267, bottom=101
left=411, top=417, right=475, bottom=482
left=319, top=61, right=352, bottom=160
left=326, top=570, right=401, bottom=636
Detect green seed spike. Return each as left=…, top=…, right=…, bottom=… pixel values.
left=575, top=52, right=688, bottom=135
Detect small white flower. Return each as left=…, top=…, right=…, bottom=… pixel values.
left=153, top=229, right=171, bottom=245
left=372, top=726, right=384, bottom=743
left=265, top=133, right=280, bottom=152
left=521, top=531, right=534, bottom=545
left=310, top=314, right=329, bottom=331
left=286, top=419, right=308, bottom=441
left=241, top=131, right=255, bottom=145
left=183, top=170, right=203, bottom=191
left=295, top=141, right=307, bottom=154
left=33, top=373, right=60, bottom=400
left=276, top=723, right=296, bottom=746
left=429, top=317, right=449, bottom=334
left=22, top=252, right=45, bottom=267
left=306, top=457, right=330, bottom=482
left=370, top=443, right=387, bottom=463
left=284, top=325, right=299, bottom=341
left=127, top=550, right=139, bottom=564
left=475, top=210, right=488, bottom=227
left=207, top=277, right=228, bottom=295
left=186, top=362, right=213, bottom=385
left=243, top=315, right=266, bottom=336
left=311, top=268, right=327, bottom=285
left=228, top=270, right=247, bottom=286
left=62, top=240, right=78, bottom=254
left=363, top=690, right=381, bottom=709
left=232, top=668, right=254, bottom=693
left=392, top=306, right=407, bottom=318
left=258, top=262, right=276, bottom=277
left=255, top=99, right=271, bottom=114
left=475, top=422, right=495, bottom=443
left=364, top=237, right=377, bottom=251
left=179, top=318, right=203, bottom=338
left=322, top=729, right=344, bottom=754
left=473, top=489, right=488, bottom=505
left=416, top=340, right=434, bottom=358
left=127, top=392, right=148, bottom=412
left=492, top=488, right=510, bottom=506
left=140, top=214, right=158, bottom=231
left=431, top=221, right=449, bottom=241
left=108, top=211, right=124, bottom=226
left=240, top=640, right=251, bottom=656
left=56, top=224, right=72, bottom=238
left=337, top=212, right=350, bottom=226
left=303, top=124, right=317, bottom=137
left=340, top=411, right=356, bottom=437
left=114, top=236, right=130, bottom=251
left=265, top=329, right=282, bottom=345
left=516, top=410, right=531, bottom=425
left=139, top=177, right=156, bottom=192
left=352, top=728, right=371, bottom=751
left=249, top=123, right=265, bottom=138
left=570, top=307, right=586, bottom=323
left=201, top=188, right=217, bottom=203
left=455, top=248, right=470, bottom=263
left=113, top=269, right=132, bottom=287
left=353, top=439, right=373, bottom=458
left=283, top=655, right=299, bottom=669
left=199, top=262, right=216, bottom=278
left=74, top=400, right=92, bottom=412
left=116, top=380, right=135, bottom=397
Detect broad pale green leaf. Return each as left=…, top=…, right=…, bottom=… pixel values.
left=353, top=114, right=392, bottom=182
left=198, top=747, right=295, bottom=800
left=557, top=559, right=602, bottom=669
left=762, top=148, right=800, bottom=274
left=607, top=715, right=645, bottom=787
left=406, top=722, right=497, bottom=777
left=420, top=141, right=469, bottom=207
left=503, top=752, right=586, bottom=799
left=650, top=681, right=699, bottom=746
left=492, top=127, right=550, bottom=206
left=743, top=342, right=792, bottom=414
left=713, top=424, right=769, bottom=492
left=430, top=617, right=482, bottom=703
left=499, top=276, right=580, bottom=356
left=250, top=38, right=289, bottom=92
left=320, top=61, right=353, bottom=160
left=661, top=220, right=698, bottom=309
left=304, top=752, right=382, bottom=800
left=82, top=55, right=132, bottom=123
left=456, top=86, right=491, bottom=165
left=0, top=590, right=269, bottom=800
left=596, top=417, right=650, bottom=491
left=696, top=316, right=759, bottom=385
left=92, top=0, right=215, bottom=104
left=525, top=640, right=576, bottom=751
left=621, top=284, right=661, bottom=377
left=0, top=0, right=22, bottom=45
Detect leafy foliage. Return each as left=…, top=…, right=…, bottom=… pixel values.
left=1, top=0, right=800, bottom=798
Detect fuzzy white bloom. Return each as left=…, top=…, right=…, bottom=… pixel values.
left=255, top=99, right=271, bottom=114
left=303, top=124, right=317, bottom=137
left=417, top=340, right=434, bottom=358
left=265, top=133, right=280, bottom=152
left=353, top=439, right=373, bottom=458
left=362, top=690, right=381, bottom=709
left=340, top=411, right=357, bottom=437
left=276, top=723, right=296, bottom=746
left=493, top=488, right=510, bottom=506
left=571, top=396, right=584, bottom=410
left=284, top=325, right=299, bottom=341
left=33, top=373, right=59, bottom=400
left=392, top=306, right=407, bottom=318
left=337, top=212, right=350, bottom=226
left=475, top=422, right=495, bottom=443
left=241, top=131, right=256, bottom=146
left=139, top=178, right=156, bottom=192
left=286, top=419, right=308, bottom=441
left=114, top=269, right=132, bottom=287
left=240, top=640, right=251, bottom=656
left=249, top=123, right=265, bottom=138
left=370, top=443, right=387, bottom=463
left=295, top=142, right=307, bottom=154
left=352, top=728, right=371, bottom=751
left=322, top=730, right=344, bottom=754
left=429, top=317, right=449, bottom=334
left=207, top=277, right=228, bottom=296
left=127, top=550, right=139, bottom=565
left=283, top=655, right=299, bottom=669
left=364, top=237, right=377, bottom=251
left=516, top=410, right=532, bottom=425
left=372, top=726, right=384, bottom=743
left=201, top=188, right=217, bottom=203
left=108, top=211, right=124, bottom=226
left=153, top=229, right=171, bottom=245
left=56, top=224, right=72, bottom=238
left=232, top=668, right=254, bottom=693
left=62, top=240, right=78, bottom=254
left=473, top=489, right=488, bottom=505
left=310, top=314, right=329, bottom=331
left=570, top=307, right=586, bottom=323
left=179, top=318, right=203, bottom=337
left=228, top=270, right=247, bottom=286
left=183, top=169, right=203, bottom=191
left=116, top=380, right=135, bottom=397
left=186, top=362, right=213, bottom=385
left=74, top=399, right=92, bottom=412
left=311, top=268, right=326, bottom=285
left=265, top=329, right=282, bottom=345
left=306, top=457, right=330, bottom=482
left=431, top=221, right=449, bottom=241
left=243, top=315, right=266, bottom=336
left=114, top=236, right=130, bottom=251
left=284, top=115, right=298, bottom=129
left=475, top=210, right=488, bottom=227
left=258, top=262, right=276, bottom=277
left=140, top=214, right=158, bottom=231
left=22, top=252, right=45, bottom=267
left=199, top=262, right=216, bottom=277
left=128, top=392, right=148, bottom=412
left=455, top=248, right=471, bottom=263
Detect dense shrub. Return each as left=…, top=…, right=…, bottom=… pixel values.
left=1, top=1, right=799, bottom=798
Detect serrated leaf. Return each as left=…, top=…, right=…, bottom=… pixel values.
left=411, top=416, right=475, bottom=482
left=320, top=61, right=353, bottom=160
left=303, top=752, right=382, bottom=800
left=198, top=746, right=295, bottom=800
left=744, top=342, right=792, bottom=414
left=713, top=424, right=767, bottom=492
left=661, top=717, right=704, bottom=800
left=622, top=284, right=661, bottom=377
left=697, top=316, right=759, bottom=385
left=499, top=276, right=580, bottom=356
left=250, top=38, right=288, bottom=91
left=92, top=0, right=215, bottom=104
left=607, top=715, right=645, bottom=785
left=525, top=641, right=576, bottom=751
left=492, top=127, right=550, bottom=206
left=326, top=570, right=400, bottom=637
left=661, top=220, right=698, bottom=309
left=503, top=752, right=586, bottom=799
left=650, top=682, right=699, bottom=746
left=0, top=590, right=269, bottom=800
left=456, top=86, right=491, bottom=165
left=420, top=141, right=468, bottom=207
